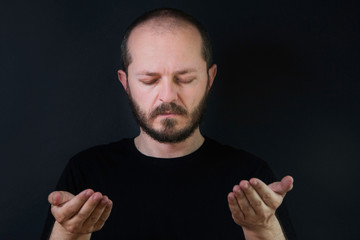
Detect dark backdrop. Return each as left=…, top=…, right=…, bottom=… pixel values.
left=1, top=0, right=359, bottom=239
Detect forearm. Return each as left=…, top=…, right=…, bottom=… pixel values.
left=243, top=215, right=285, bottom=240
left=49, top=221, right=91, bottom=240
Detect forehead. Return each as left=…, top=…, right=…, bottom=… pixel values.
left=127, top=22, right=205, bottom=72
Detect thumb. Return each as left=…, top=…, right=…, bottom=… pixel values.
left=269, top=176, right=294, bottom=197
left=48, top=191, right=75, bottom=206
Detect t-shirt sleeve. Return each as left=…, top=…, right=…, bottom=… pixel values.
left=40, top=153, right=87, bottom=240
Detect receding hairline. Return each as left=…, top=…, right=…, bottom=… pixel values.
left=126, top=18, right=204, bottom=67
left=121, top=8, right=213, bottom=72
left=128, top=17, right=203, bottom=46
left=136, top=16, right=197, bottom=32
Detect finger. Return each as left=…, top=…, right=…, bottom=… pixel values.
left=227, top=191, right=244, bottom=220
left=239, top=180, right=265, bottom=215
left=268, top=176, right=294, bottom=197
left=48, top=191, right=73, bottom=206
left=49, top=189, right=93, bottom=206
left=70, top=192, right=104, bottom=225
left=249, top=178, right=281, bottom=209
left=234, top=182, right=256, bottom=216
left=93, top=198, right=113, bottom=230
left=51, top=189, right=94, bottom=223
left=81, top=195, right=109, bottom=230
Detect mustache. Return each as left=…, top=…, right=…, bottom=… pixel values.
left=150, top=102, right=188, bottom=119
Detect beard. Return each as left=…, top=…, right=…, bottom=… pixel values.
left=127, top=86, right=208, bottom=143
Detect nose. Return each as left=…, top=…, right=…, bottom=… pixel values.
left=158, top=78, right=178, bottom=103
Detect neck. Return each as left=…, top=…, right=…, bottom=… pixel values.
left=134, top=128, right=204, bottom=158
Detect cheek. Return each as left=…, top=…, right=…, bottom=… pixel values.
left=184, top=86, right=207, bottom=109
left=129, top=84, right=155, bottom=111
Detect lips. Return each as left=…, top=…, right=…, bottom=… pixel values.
left=162, top=111, right=175, bottom=115
left=159, top=112, right=177, bottom=116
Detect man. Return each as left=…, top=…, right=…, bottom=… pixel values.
left=41, top=8, right=296, bottom=240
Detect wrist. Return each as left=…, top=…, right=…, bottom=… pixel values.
left=50, top=221, right=91, bottom=240
left=242, top=215, right=285, bottom=240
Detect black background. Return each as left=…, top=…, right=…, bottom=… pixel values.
left=1, top=0, right=359, bottom=239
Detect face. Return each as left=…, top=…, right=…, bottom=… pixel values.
left=118, top=23, right=217, bottom=143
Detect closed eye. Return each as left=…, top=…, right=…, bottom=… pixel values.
left=176, top=78, right=195, bottom=84
left=140, top=78, right=159, bottom=85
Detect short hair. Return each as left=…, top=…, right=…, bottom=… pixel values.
left=121, top=8, right=213, bottom=73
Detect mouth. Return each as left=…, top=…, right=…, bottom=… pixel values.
left=159, top=112, right=178, bottom=117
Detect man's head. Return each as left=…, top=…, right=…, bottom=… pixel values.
left=118, top=8, right=217, bottom=143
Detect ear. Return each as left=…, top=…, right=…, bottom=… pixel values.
left=117, top=70, right=128, bottom=92
left=207, top=64, right=217, bottom=90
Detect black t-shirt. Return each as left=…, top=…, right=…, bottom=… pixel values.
left=41, top=137, right=297, bottom=239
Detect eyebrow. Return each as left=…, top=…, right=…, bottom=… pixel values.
left=174, top=68, right=197, bottom=75
left=136, top=68, right=198, bottom=76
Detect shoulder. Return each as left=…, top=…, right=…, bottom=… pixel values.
left=55, top=139, right=135, bottom=193
left=203, top=137, right=276, bottom=183
left=204, top=137, right=265, bottom=164
left=68, top=138, right=134, bottom=167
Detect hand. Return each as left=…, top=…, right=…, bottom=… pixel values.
left=227, top=176, right=294, bottom=239
left=48, top=189, right=113, bottom=238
